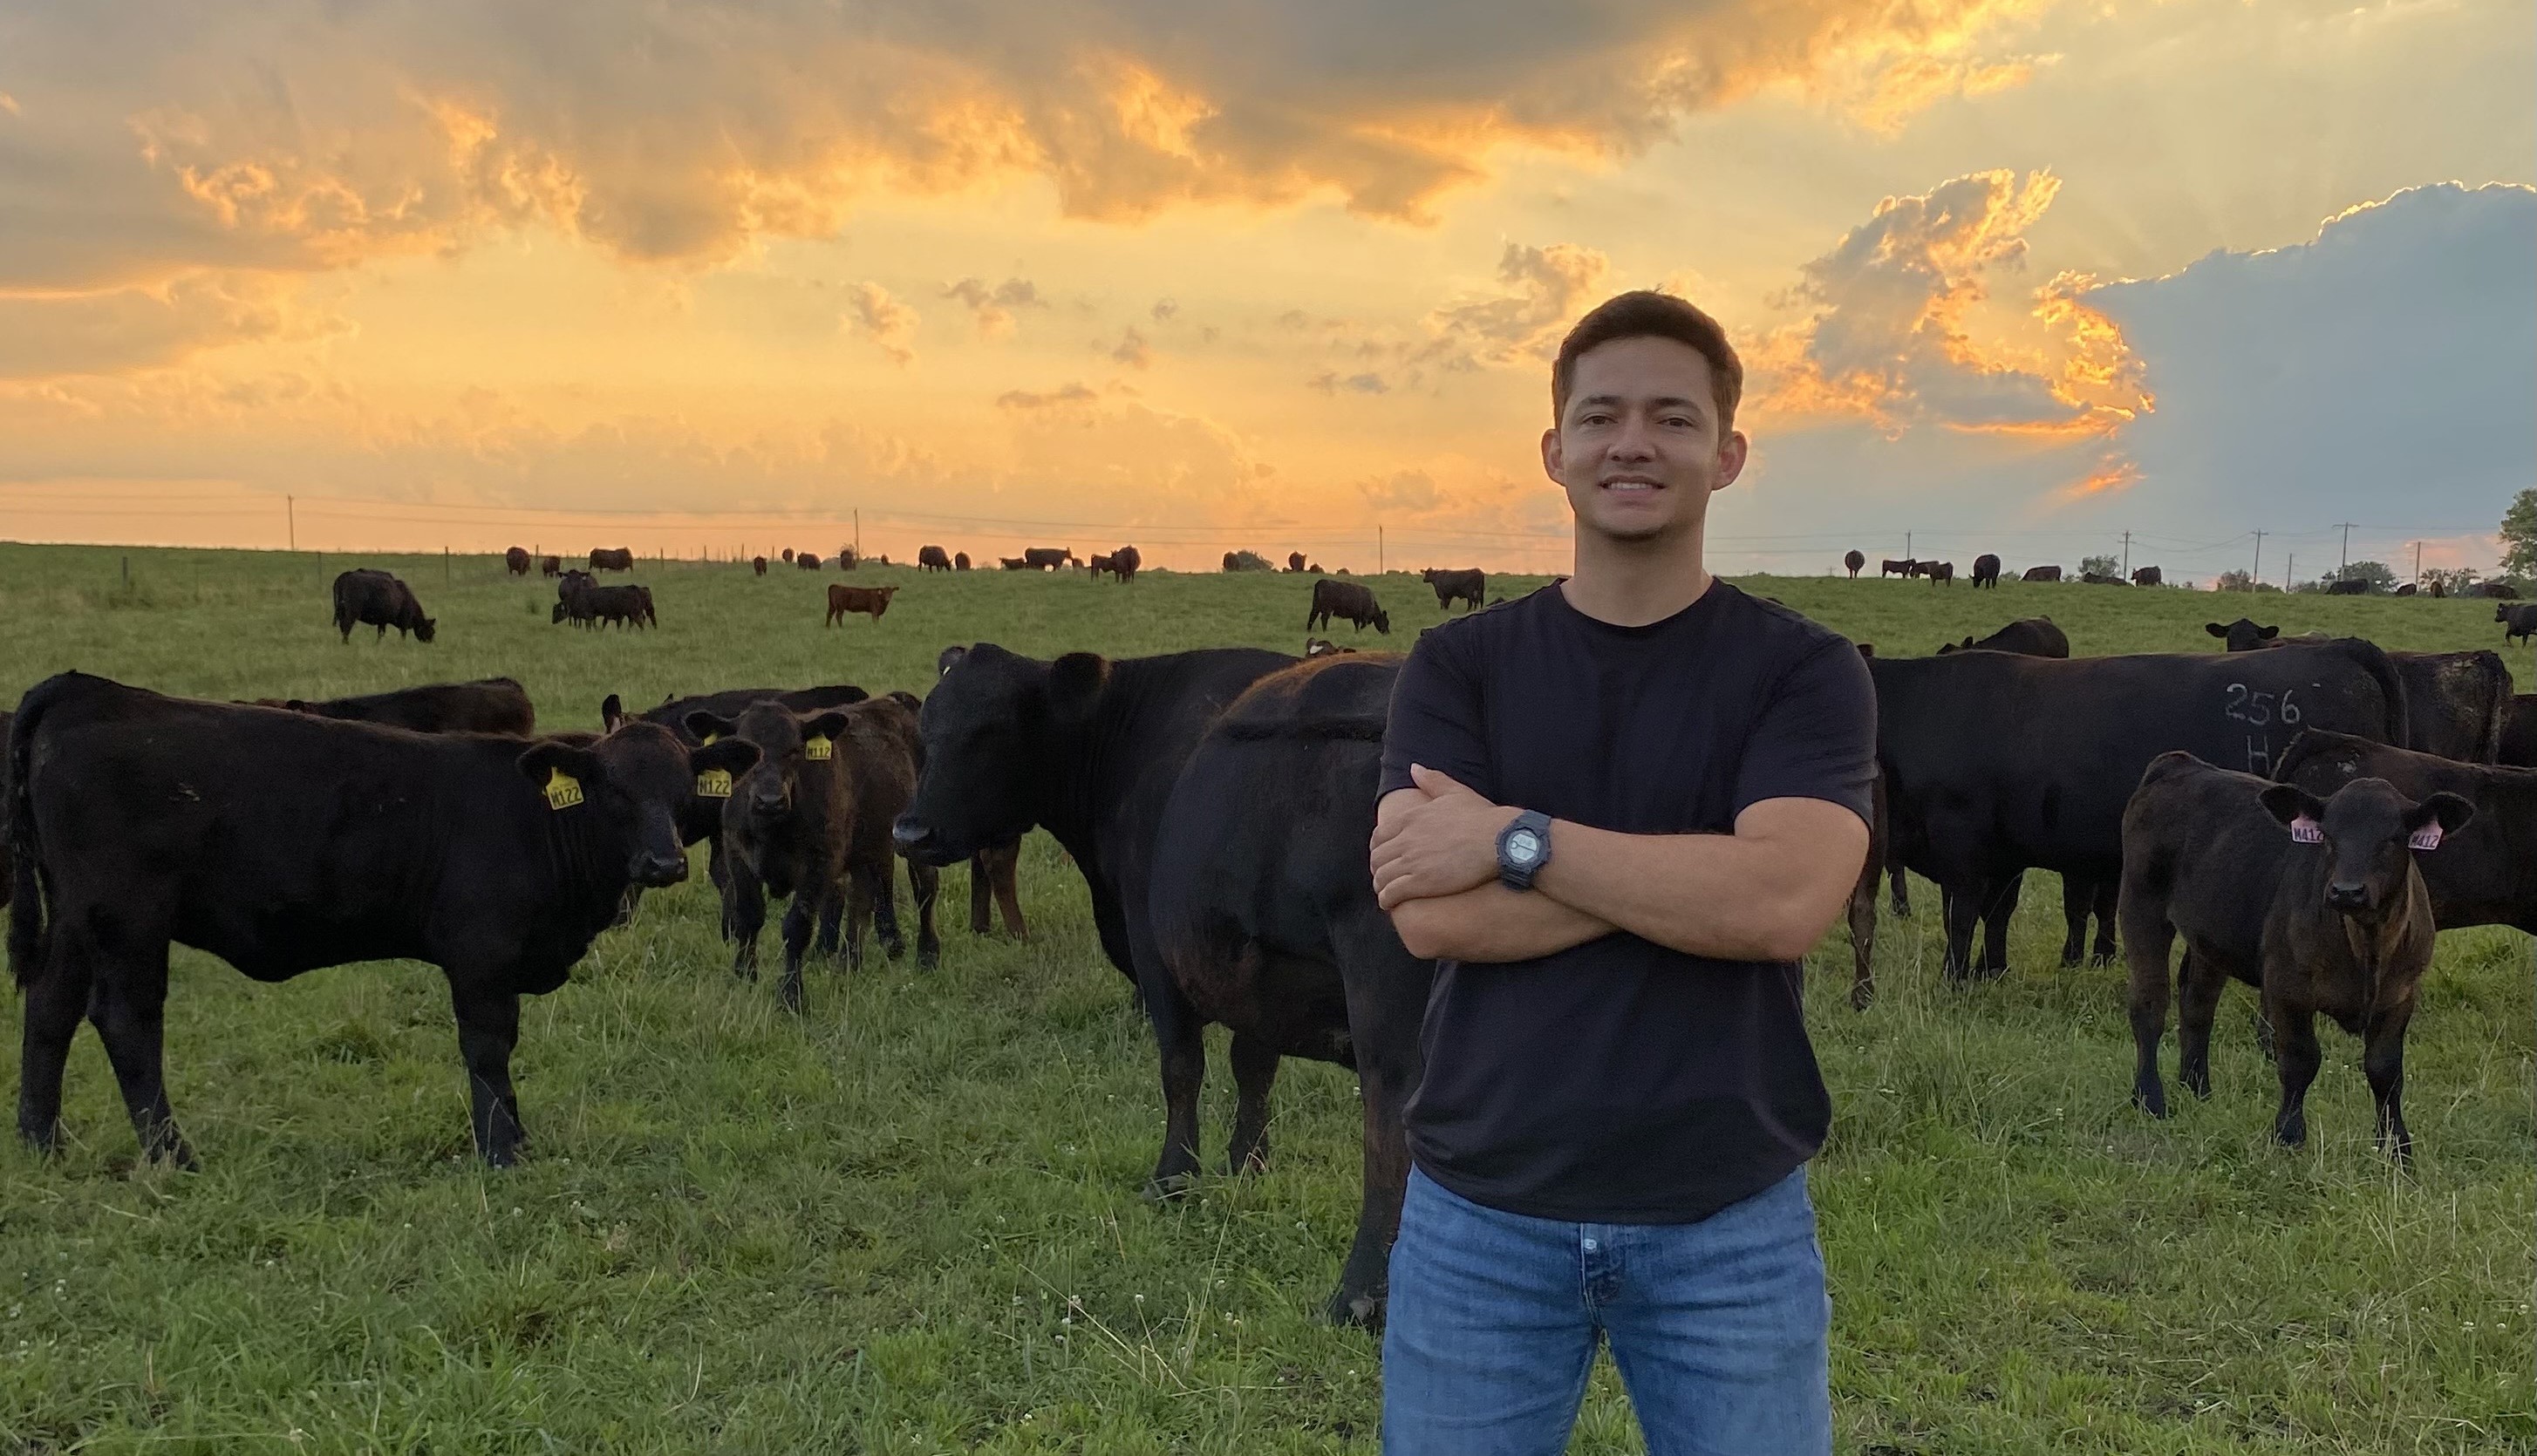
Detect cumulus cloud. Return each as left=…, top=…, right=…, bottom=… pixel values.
left=0, top=1, right=2071, bottom=289
left=845, top=282, right=919, bottom=364
left=995, top=381, right=1103, bottom=411
left=1108, top=326, right=1152, bottom=370
left=940, top=276, right=1045, bottom=337
left=1359, top=469, right=1439, bottom=511
left=0, top=272, right=344, bottom=379
left=1430, top=242, right=1610, bottom=364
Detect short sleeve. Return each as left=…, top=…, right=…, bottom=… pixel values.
left=1378, top=626, right=1497, bottom=803
left=1733, top=637, right=1878, bottom=827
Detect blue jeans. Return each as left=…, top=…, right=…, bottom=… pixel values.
left=1381, top=1164, right=1831, bottom=1455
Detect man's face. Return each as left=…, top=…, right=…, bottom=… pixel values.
left=1541, top=336, right=1747, bottom=544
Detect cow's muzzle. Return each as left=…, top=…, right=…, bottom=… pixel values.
left=2325, top=881, right=2370, bottom=913
left=631, top=851, right=690, bottom=888
left=892, top=813, right=957, bottom=867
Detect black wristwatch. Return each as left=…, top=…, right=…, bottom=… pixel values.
left=1497, top=810, right=1553, bottom=891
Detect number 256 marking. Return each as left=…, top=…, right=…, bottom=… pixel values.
left=2225, top=684, right=2302, bottom=727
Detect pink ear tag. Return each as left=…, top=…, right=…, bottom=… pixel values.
left=2288, top=817, right=2322, bottom=844
left=2407, top=823, right=2444, bottom=851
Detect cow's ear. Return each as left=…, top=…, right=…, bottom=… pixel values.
left=2258, top=784, right=2326, bottom=836
left=2259, top=624, right=2279, bottom=640
left=938, top=645, right=971, bottom=677
left=600, top=693, right=625, bottom=731
left=685, top=711, right=739, bottom=745
left=801, top=709, right=854, bottom=745
left=2204, top=623, right=2227, bottom=638
left=691, top=738, right=761, bottom=779
left=1048, top=652, right=1110, bottom=725
left=2406, top=791, right=2475, bottom=848
left=518, top=741, right=605, bottom=793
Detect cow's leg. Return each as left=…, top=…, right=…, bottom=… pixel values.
left=1330, top=913, right=1426, bottom=1330
left=906, top=858, right=940, bottom=971
left=16, top=921, right=98, bottom=1155
left=1144, top=979, right=1206, bottom=1199
left=989, top=841, right=1026, bottom=937
left=843, top=874, right=870, bottom=970
left=1974, top=873, right=2019, bottom=978
left=2175, top=938, right=2227, bottom=1101
left=85, top=939, right=194, bottom=1167
left=776, top=895, right=814, bottom=1015
left=725, top=859, right=766, bottom=980
left=863, top=858, right=905, bottom=962
left=967, top=853, right=993, bottom=934
left=2058, top=875, right=2091, bottom=969
left=1846, top=863, right=1878, bottom=1011
left=1887, top=861, right=1911, bottom=918
left=1939, top=881, right=1988, bottom=981
left=2363, top=1000, right=2416, bottom=1167
left=2268, top=999, right=2322, bottom=1150
left=1224, top=1031, right=1280, bottom=1175
left=449, top=984, right=527, bottom=1167
left=2090, top=879, right=2120, bottom=966
left=2122, top=901, right=2176, bottom=1117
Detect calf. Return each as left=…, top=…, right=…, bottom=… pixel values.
left=825, top=583, right=897, bottom=625
left=2496, top=603, right=2537, bottom=645
left=1970, top=554, right=2001, bottom=589
left=1421, top=567, right=1484, bottom=611
left=918, top=545, right=953, bottom=572
left=1844, top=549, right=1865, bottom=578
left=540, top=555, right=562, bottom=577
left=1925, top=561, right=1954, bottom=586
left=261, top=678, right=535, bottom=736
left=8, top=672, right=757, bottom=1167
left=331, top=569, right=435, bottom=643
left=2119, top=752, right=2469, bottom=1163
left=688, top=702, right=854, bottom=1011
left=1880, top=557, right=1916, bottom=578
left=2273, top=728, right=2537, bottom=933
left=999, top=555, right=1033, bottom=570
left=1306, top=577, right=1390, bottom=635
left=2021, top=565, right=2063, bottom=583
left=505, top=547, right=531, bottom=575
left=590, top=548, right=635, bottom=571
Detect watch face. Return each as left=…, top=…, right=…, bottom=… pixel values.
left=1507, top=829, right=1541, bottom=864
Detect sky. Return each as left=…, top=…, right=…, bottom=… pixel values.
left=0, top=0, right=2530, bottom=579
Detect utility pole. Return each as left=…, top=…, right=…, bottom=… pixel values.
left=2285, top=553, right=2295, bottom=591
left=286, top=494, right=296, bottom=552
left=2336, top=521, right=2356, bottom=581
left=1379, top=525, right=1385, bottom=575
left=2251, top=530, right=2265, bottom=590
left=2121, top=530, right=2131, bottom=579
left=2412, top=540, right=2423, bottom=584
left=1906, top=530, right=1913, bottom=562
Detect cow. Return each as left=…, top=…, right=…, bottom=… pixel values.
left=1844, top=550, right=1866, bottom=579
left=782, top=548, right=795, bottom=564
left=1970, top=554, right=2002, bottom=589
left=256, top=678, right=535, bottom=736
left=2475, top=582, right=2521, bottom=600
left=2496, top=603, right=2537, bottom=645
left=2207, top=618, right=2281, bottom=651
left=1303, top=637, right=1357, bottom=658
left=2118, top=752, right=2471, bottom=1165
left=1934, top=616, right=2070, bottom=659
left=837, top=548, right=859, bottom=572
left=2131, top=565, right=2164, bottom=588
left=505, top=547, right=531, bottom=575
left=1925, top=561, right=1955, bottom=586
left=891, top=644, right=1425, bottom=1328
left=1103, top=546, right=1142, bottom=583
left=825, top=583, right=897, bottom=626
left=753, top=555, right=767, bottom=575
left=1307, top=577, right=1390, bottom=635
left=1880, top=558, right=1917, bottom=578
left=918, top=545, right=954, bottom=573
left=2327, top=578, right=2370, bottom=595
left=2273, top=729, right=2537, bottom=933
left=1421, top=568, right=1485, bottom=612
left=2022, top=565, right=2063, bottom=583
left=555, top=580, right=653, bottom=629
left=331, top=569, right=436, bottom=644
left=2080, top=572, right=2127, bottom=586
left=1870, top=641, right=2408, bottom=979
left=1287, top=551, right=1309, bottom=573
left=539, top=555, right=562, bottom=577
left=2396, top=583, right=2418, bottom=596
left=954, top=553, right=972, bottom=571
left=2503, top=696, right=2537, bottom=767
left=7, top=671, right=760, bottom=1167
left=797, top=553, right=823, bottom=571
left=1000, top=556, right=1033, bottom=570
left=590, top=548, right=635, bottom=572
left=1024, top=548, right=1078, bottom=571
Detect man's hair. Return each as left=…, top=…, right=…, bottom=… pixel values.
left=1550, top=290, right=1742, bottom=432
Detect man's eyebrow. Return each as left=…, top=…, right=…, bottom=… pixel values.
left=1572, top=393, right=1706, bottom=412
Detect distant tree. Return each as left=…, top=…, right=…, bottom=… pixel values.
left=2329, top=560, right=2397, bottom=591
left=2501, top=489, right=2537, bottom=578
left=2214, top=569, right=2253, bottom=592
left=2423, top=566, right=2482, bottom=594
left=2080, top=554, right=2120, bottom=578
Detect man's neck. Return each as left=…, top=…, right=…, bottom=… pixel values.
left=1559, top=527, right=1712, bottom=627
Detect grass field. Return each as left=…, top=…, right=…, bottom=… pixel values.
left=0, top=541, right=2527, bottom=1454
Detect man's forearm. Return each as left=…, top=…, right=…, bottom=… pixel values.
left=1388, top=881, right=1613, bottom=963
left=1531, top=810, right=1865, bottom=962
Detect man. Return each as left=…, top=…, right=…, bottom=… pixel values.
left=1369, top=291, right=1875, bottom=1454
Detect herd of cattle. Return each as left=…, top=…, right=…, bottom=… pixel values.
left=10, top=572, right=2533, bottom=1332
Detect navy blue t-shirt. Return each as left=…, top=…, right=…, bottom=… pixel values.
left=1376, top=579, right=1877, bottom=1223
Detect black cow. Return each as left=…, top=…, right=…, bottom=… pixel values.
left=8, top=672, right=759, bottom=1167
left=1286, top=551, right=1309, bottom=573
left=894, top=645, right=1447, bottom=1323
left=2207, top=618, right=2279, bottom=651
left=257, top=678, right=535, bottom=736
left=598, top=684, right=870, bottom=867
left=2475, top=582, right=2521, bottom=600
left=2131, top=566, right=2163, bottom=588
left=554, top=580, right=654, bottom=629
left=2327, top=578, right=2370, bottom=595
left=1024, top=548, right=1079, bottom=570
left=796, top=553, right=823, bottom=571
left=2495, top=603, right=2537, bottom=645
left=1925, top=561, right=1954, bottom=586
left=1844, top=550, right=1865, bottom=579
left=2384, top=650, right=2513, bottom=762
left=2119, top=752, right=2469, bottom=1163
left=752, top=555, right=767, bottom=575
left=1880, top=558, right=1916, bottom=578
left=590, top=548, right=635, bottom=572
left=2273, top=729, right=2537, bottom=934
left=2502, top=696, right=2537, bottom=767
left=1970, top=554, right=2001, bottom=589
left=1422, top=568, right=1484, bottom=612
left=1871, top=641, right=2408, bottom=978
left=918, top=545, right=954, bottom=572
left=505, top=547, right=531, bottom=575
left=1307, top=578, right=1390, bottom=635
left=331, top=569, right=435, bottom=644
left=2022, top=565, right=2063, bottom=583
left=1933, top=617, right=2069, bottom=658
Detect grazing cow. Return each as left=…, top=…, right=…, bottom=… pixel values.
left=2502, top=696, right=2537, bottom=767
left=2327, top=578, right=2370, bottom=595
left=954, top=552, right=972, bottom=571
left=1970, top=554, right=2002, bottom=589
left=259, top=678, right=535, bottom=736
left=1421, top=568, right=1485, bottom=612
left=753, top=555, right=767, bottom=575
left=7, top=672, right=760, bottom=1167
left=2119, top=752, right=2470, bottom=1163
left=1307, top=577, right=1390, bottom=635
left=1925, top=561, right=1955, bottom=586
left=2396, top=583, right=2418, bottom=596
left=893, top=645, right=1425, bottom=1327
left=539, top=555, right=562, bottom=577
left=1871, top=641, right=2408, bottom=978
left=331, top=569, right=436, bottom=644
left=2474, top=582, right=2521, bottom=600
left=1880, top=558, right=1917, bottom=578
left=1287, top=551, right=1309, bottom=573
left=825, top=583, right=897, bottom=625
left=1024, top=547, right=1078, bottom=571
left=1844, top=550, right=1866, bottom=579
left=1934, top=616, right=2070, bottom=659
left=797, top=553, right=823, bottom=571
left=554, top=579, right=653, bottom=629
left=1106, top=545, right=1142, bottom=582
left=590, top=548, right=635, bottom=572
left=2131, top=565, right=2164, bottom=588
left=918, top=545, right=954, bottom=572
left=2274, top=729, right=2537, bottom=933
left=2022, top=565, right=2063, bottom=583
left=2080, top=571, right=2128, bottom=586
left=1000, top=556, right=1033, bottom=570
left=837, top=548, right=859, bottom=571
left=505, top=547, right=531, bottom=575
left=2496, top=603, right=2537, bottom=645
left=1304, top=637, right=1357, bottom=658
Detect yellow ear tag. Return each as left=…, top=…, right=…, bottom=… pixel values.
left=700, top=731, right=720, bottom=745
left=695, top=767, right=733, bottom=798
left=542, top=767, right=584, bottom=811
left=804, top=736, right=833, bottom=760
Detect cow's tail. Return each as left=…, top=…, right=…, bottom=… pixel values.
left=2339, top=638, right=2411, bottom=749
left=8, top=675, right=74, bottom=986
left=330, top=575, right=351, bottom=636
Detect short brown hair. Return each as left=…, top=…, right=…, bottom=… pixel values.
left=1551, top=290, right=1742, bottom=431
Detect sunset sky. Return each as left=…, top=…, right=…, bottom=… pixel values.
left=1, top=0, right=2530, bottom=577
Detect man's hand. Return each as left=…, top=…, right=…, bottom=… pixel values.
left=1370, top=764, right=1521, bottom=910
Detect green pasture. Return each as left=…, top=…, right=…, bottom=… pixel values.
left=0, top=542, right=2527, bottom=1453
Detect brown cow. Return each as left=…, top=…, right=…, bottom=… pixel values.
left=826, top=583, right=898, bottom=625
left=590, top=548, right=634, bottom=572
left=2022, top=565, right=2063, bottom=582
left=796, top=552, right=823, bottom=571
left=918, top=545, right=954, bottom=572
left=1925, top=561, right=1955, bottom=586
left=752, top=555, right=767, bottom=575
left=1286, top=551, right=1308, bottom=573
left=539, top=555, right=562, bottom=577
left=1023, top=547, right=1078, bottom=570
left=504, top=547, right=531, bottom=575
left=1843, top=550, right=1865, bottom=578
left=1306, top=577, right=1389, bottom=634
left=954, top=552, right=972, bottom=571
left=1880, top=558, right=1916, bottom=578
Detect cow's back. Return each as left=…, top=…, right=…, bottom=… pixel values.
left=2390, top=650, right=2512, bottom=762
